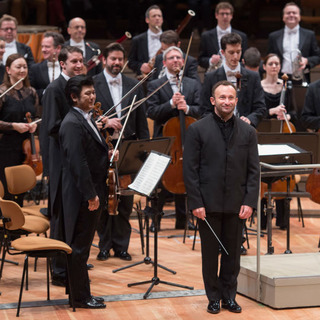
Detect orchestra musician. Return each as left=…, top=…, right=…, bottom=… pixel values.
left=201, top=33, right=266, bottom=128
left=128, top=5, right=163, bottom=76
left=0, top=14, right=35, bottom=69
left=29, top=32, right=65, bottom=103
left=94, top=42, right=149, bottom=262
left=65, top=17, right=102, bottom=77
left=146, top=46, right=201, bottom=230
left=183, top=80, right=259, bottom=314
left=0, top=53, right=39, bottom=205
left=151, top=30, right=200, bottom=83
left=198, top=2, right=248, bottom=71
left=60, top=75, right=114, bottom=309
left=267, top=2, right=320, bottom=84
left=40, top=46, right=86, bottom=286
left=0, top=36, right=5, bottom=83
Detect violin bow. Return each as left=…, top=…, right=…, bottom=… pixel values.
left=0, top=77, right=25, bottom=99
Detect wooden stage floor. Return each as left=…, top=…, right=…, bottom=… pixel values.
left=0, top=199, right=319, bottom=319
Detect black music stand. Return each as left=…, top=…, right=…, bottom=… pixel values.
left=123, top=150, right=193, bottom=298
left=112, top=138, right=177, bottom=275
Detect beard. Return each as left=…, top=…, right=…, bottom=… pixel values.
left=107, top=64, right=122, bottom=76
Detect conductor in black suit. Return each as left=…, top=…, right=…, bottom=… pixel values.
left=0, top=14, right=34, bottom=69
left=40, top=46, right=85, bottom=285
left=60, top=75, right=112, bottom=309
left=128, top=5, right=163, bottom=76
left=198, top=2, right=247, bottom=71
left=202, top=33, right=266, bottom=128
left=94, top=42, right=149, bottom=262
left=146, top=46, right=201, bottom=229
left=65, top=17, right=102, bottom=77
left=29, top=32, right=65, bottom=103
left=267, top=2, right=320, bottom=84
left=151, top=30, right=200, bottom=83
left=183, top=81, right=259, bottom=314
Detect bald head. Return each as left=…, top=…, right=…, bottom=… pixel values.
left=67, top=17, right=86, bottom=42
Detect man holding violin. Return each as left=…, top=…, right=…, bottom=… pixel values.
left=146, top=46, right=201, bottom=230
left=94, top=42, right=149, bottom=262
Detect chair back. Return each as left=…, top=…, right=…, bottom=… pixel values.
left=5, top=165, right=37, bottom=195
left=0, top=198, right=25, bottom=230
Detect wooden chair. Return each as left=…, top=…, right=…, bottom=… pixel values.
left=5, top=165, right=48, bottom=220
left=0, top=197, right=75, bottom=316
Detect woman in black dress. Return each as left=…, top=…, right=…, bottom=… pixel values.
left=0, top=53, right=39, bottom=205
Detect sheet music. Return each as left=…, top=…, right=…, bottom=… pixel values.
left=128, top=151, right=171, bottom=196
left=258, top=144, right=300, bottom=156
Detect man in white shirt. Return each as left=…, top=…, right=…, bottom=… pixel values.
left=268, top=2, right=320, bottom=83
left=198, top=2, right=247, bottom=71
left=0, top=14, right=34, bottom=69
left=65, top=17, right=102, bottom=77
left=128, top=5, right=163, bottom=76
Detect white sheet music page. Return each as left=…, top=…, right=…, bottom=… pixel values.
left=258, top=144, right=300, bottom=156
left=128, top=151, right=171, bottom=196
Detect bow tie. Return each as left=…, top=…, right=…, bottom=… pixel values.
left=84, top=112, right=92, bottom=120
left=47, top=61, right=58, bottom=68
left=287, top=28, right=298, bottom=36
left=219, top=29, right=229, bottom=36
left=6, top=42, right=15, bottom=49
left=169, top=75, right=179, bottom=85
left=151, top=34, right=160, bottom=41
left=109, top=78, right=120, bottom=86
left=226, top=71, right=240, bottom=78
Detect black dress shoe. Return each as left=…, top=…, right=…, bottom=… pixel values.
left=96, top=250, right=110, bottom=261
left=207, top=300, right=220, bottom=314
left=51, top=275, right=66, bottom=287
left=150, top=221, right=160, bottom=233
left=240, top=245, right=247, bottom=255
left=114, top=251, right=132, bottom=261
left=87, top=263, right=94, bottom=270
left=91, top=295, right=104, bottom=302
left=73, top=297, right=106, bottom=309
left=221, top=299, right=242, bottom=313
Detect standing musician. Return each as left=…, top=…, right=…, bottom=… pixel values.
left=29, top=32, right=65, bottom=103
left=0, top=14, right=35, bottom=69
left=65, top=17, right=102, bottom=77
left=94, top=42, right=149, bottom=262
left=60, top=75, right=115, bottom=309
left=128, top=5, right=163, bottom=76
left=202, top=32, right=266, bottom=128
left=183, top=80, right=259, bottom=314
left=0, top=53, right=39, bottom=205
left=267, top=2, right=320, bottom=84
left=198, top=2, right=248, bottom=71
left=146, top=46, right=201, bottom=230
left=40, top=46, right=86, bottom=286
left=151, top=30, right=200, bottom=83
left=0, top=36, right=6, bottom=83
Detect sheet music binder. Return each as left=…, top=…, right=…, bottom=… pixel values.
left=128, top=151, right=171, bottom=197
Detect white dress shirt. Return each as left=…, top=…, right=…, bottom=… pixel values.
left=3, top=40, right=17, bottom=65
left=104, top=69, right=122, bottom=118
left=47, top=60, right=61, bottom=82
left=147, top=29, right=162, bottom=60
left=70, top=39, right=86, bottom=58
left=282, top=25, right=300, bottom=74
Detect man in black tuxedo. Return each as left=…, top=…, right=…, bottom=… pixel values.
left=268, top=2, right=320, bottom=84
left=94, top=42, right=149, bottom=262
left=147, top=46, right=201, bottom=229
left=60, top=75, right=110, bottom=309
left=202, top=33, right=266, bottom=127
left=301, top=79, right=320, bottom=130
left=0, top=14, right=34, bottom=69
left=29, top=32, right=65, bottom=103
left=0, top=36, right=5, bottom=83
left=183, top=81, right=259, bottom=314
left=128, top=5, right=163, bottom=76
left=198, top=2, right=247, bottom=71
left=151, top=30, right=200, bottom=83
left=65, top=17, right=102, bottom=77
left=40, top=46, right=85, bottom=285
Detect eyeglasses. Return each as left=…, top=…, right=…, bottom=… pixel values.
left=0, top=27, right=16, bottom=32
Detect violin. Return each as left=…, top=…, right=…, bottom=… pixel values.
left=23, top=112, right=43, bottom=176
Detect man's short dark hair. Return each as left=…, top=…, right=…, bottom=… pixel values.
left=43, top=32, right=65, bottom=48
left=0, top=14, right=18, bottom=28
left=211, top=80, right=236, bottom=97
left=58, top=46, right=83, bottom=63
left=145, top=5, right=161, bottom=19
left=65, top=75, right=94, bottom=106
left=103, top=42, right=125, bottom=59
left=215, top=2, right=234, bottom=15
left=160, top=30, right=179, bottom=45
left=243, top=47, right=261, bottom=68
left=220, top=32, right=242, bottom=51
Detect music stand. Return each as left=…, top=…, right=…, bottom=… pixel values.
left=123, top=150, right=194, bottom=298
left=113, top=137, right=177, bottom=275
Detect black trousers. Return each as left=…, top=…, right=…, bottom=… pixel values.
left=198, top=212, right=243, bottom=301
left=97, top=195, right=133, bottom=253
left=69, top=203, right=100, bottom=302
